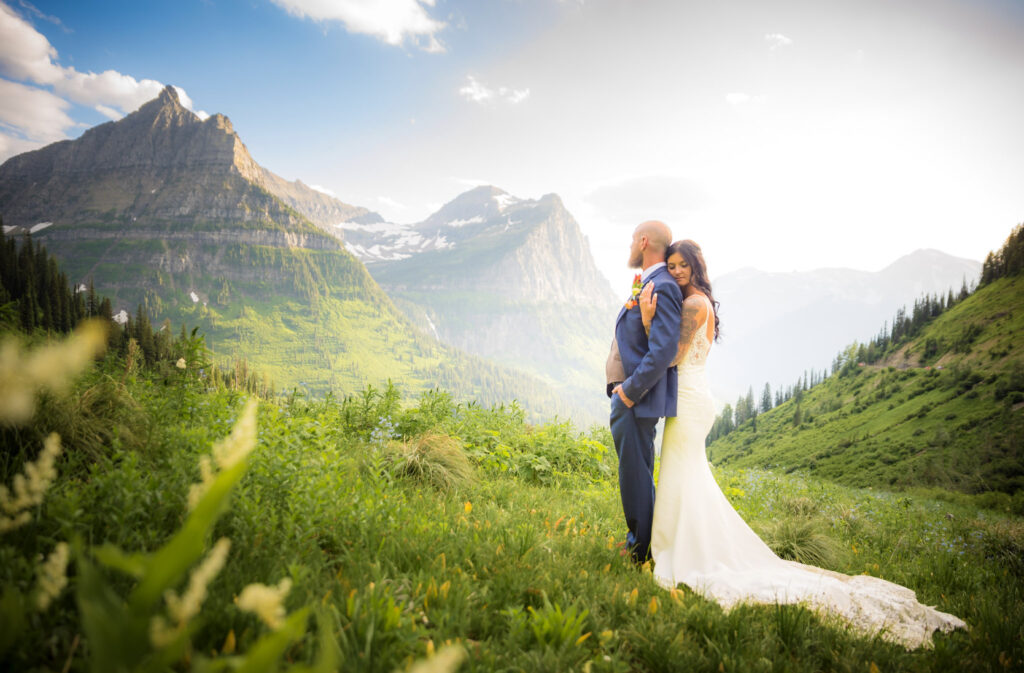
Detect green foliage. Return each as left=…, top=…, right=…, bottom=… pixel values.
left=3, top=328, right=1023, bottom=671
left=709, top=274, right=1024, bottom=500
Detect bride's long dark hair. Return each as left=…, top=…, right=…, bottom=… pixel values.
left=668, top=239, right=721, bottom=342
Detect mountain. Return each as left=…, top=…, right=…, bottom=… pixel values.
left=0, top=87, right=594, bottom=423
left=707, top=250, right=982, bottom=406
left=0, top=86, right=378, bottom=240
left=707, top=271, right=1024, bottom=496
left=340, top=185, right=620, bottom=419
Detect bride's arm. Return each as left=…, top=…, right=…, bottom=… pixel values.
left=641, top=290, right=706, bottom=364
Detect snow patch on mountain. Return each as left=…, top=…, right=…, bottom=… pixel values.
left=493, top=193, right=519, bottom=211
left=446, top=216, right=484, bottom=228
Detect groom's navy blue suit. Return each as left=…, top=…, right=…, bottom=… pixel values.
left=610, top=264, right=682, bottom=563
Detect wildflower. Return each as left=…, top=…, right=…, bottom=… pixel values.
left=1, top=433, right=61, bottom=533
left=176, top=358, right=187, bottom=369
left=648, top=596, right=659, bottom=615
left=235, top=577, right=292, bottom=630
left=408, top=644, right=467, bottom=673
left=213, top=398, right=258, bottom=470
left=35, top=541, right=69, bottom=611
left=464, top=501, right=472, bottom=514
left=0, top=320, right=107, bottom=424
left=188, top=399, right=257, bottom=510
left=151, top=538, right=231, bottom=647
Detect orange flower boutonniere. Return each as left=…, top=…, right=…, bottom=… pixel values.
left=624, top=273, right=642, bottom=310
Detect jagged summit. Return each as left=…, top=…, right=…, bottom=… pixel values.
left=0, top=87, right=374, bottom=232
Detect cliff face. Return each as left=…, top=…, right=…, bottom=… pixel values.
left=0, top=85, right=374, bottom=238
left=349, top=186, right=619, bottom=418
left=0, top=88, right=605, bottom=424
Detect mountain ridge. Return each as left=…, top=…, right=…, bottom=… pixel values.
left=707, top=249, right=982, bottom=405
left=342, top=185, right=619, bottom=419
left=707, top=271, right=1023, bottom=496
left=0, top=86, right=599, bottom=423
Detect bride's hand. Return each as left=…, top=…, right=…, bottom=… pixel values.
left=639, top=281, right=657, bottom=329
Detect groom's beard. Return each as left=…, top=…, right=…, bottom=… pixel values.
left=628, top=250, right=643, bottom=268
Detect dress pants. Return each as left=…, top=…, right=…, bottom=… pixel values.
left=609, top=393, right=657, bottom=564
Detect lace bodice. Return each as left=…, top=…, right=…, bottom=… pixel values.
left=678, top=294, right=713, bottom=368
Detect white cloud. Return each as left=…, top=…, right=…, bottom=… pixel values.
left=268, top=0, right=445, bottom=49
left=16, top=1, right=68, bottom=32
left=451, top=176, right=490, bottom=187
left=94, top=104, right=121, bottom=121
left=0, top=1, right=204, bottom=161
left=725, top=92, right=750, bottom=105
left=0, top=1, right=60, bottom=83
left=0, top=77, right=73, bottom=141
left=378, top=195, right=408, bottom=209
left=764, top=33, right=792, bottom=50
left=458, top=76, right=530, bottom=105
left=584, top=175, right=710, bottom=223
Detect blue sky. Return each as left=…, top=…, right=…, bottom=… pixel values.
left=2, top=0, right=1023, bottom=287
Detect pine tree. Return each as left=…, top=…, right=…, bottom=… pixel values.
left=760, top=383, right=772, bottom=412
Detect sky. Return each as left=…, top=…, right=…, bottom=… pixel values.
left=1, top=0, right=1022, bottom=291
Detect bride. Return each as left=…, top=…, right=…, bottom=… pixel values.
left=638, top=239, right=966, bottom=649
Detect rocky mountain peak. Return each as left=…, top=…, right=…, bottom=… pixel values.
left=127, top=84, right=200, bottom=132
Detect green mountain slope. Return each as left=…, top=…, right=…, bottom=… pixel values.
left=348, top=186, right=618, bottom=422
left=0, top=88, right=596, bottom=423
left=707, top=273, right=1024, bottom=495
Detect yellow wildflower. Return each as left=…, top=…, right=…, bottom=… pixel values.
left=0, top=320, right=107, bottom=424
left=151, top=538, right=231, bottom=647
left=176, top=358, right=187, bottom=369
left=35, top=541, right=69, bottom=611
left=188, top=399, right=257, bottom=510
left=236, top=577, right=293, bottom=630
left=1, top=433, right=61, bottom=533
left=407, top=644, right=466, bottom=673
left=464, top=501, right=472, bottom=514
left=648, top=596, right=659, bottom=615
left=213, top=398, right=258, bottom=470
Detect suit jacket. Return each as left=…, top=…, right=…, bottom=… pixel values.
left=611, top=266, right=683, bottom=418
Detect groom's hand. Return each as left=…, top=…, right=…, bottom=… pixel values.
left=612, top=384, right=635, bottom=408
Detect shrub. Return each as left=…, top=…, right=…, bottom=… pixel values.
left=782, top=496, right=819, bottom=517
left=759, top=518, right=839, bottom=567
left=385, top=432, right=474, bottom=491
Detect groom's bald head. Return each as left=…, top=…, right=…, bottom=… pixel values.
left=636, top=220, right=672, bottom=254
left=629, top=220, right=673, bottom=268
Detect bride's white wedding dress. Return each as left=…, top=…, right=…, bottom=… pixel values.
left=650, top=294, right=966, bottom=649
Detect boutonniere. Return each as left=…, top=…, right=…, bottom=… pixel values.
left=624, top=273, right=642, bottom=309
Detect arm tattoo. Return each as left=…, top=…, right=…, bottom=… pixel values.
left=677, top=300, right=701, bottom=362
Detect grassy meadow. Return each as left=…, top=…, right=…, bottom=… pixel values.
left=2, top=329, right=1022, bottom=672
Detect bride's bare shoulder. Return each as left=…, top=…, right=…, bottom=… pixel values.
left=682, top=294, right=709, bottom=320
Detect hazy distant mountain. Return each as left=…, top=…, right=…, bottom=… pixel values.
left=0, top=87, right=595, bottom=421
left=708, top=250, right=982, bottom=405
left=708, top=269, right=1023, bottom=495
left=342, top=185, right=620, bottom=419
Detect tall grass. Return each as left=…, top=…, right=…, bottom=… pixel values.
left=1, top=339, right=1021, bottom=671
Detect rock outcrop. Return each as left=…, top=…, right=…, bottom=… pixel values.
left=345, top=186, right=620, bottom=418
left=0, top=85, right=374, bottom=239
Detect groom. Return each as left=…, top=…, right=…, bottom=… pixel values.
left=606, top=220, right=682, bottom=565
